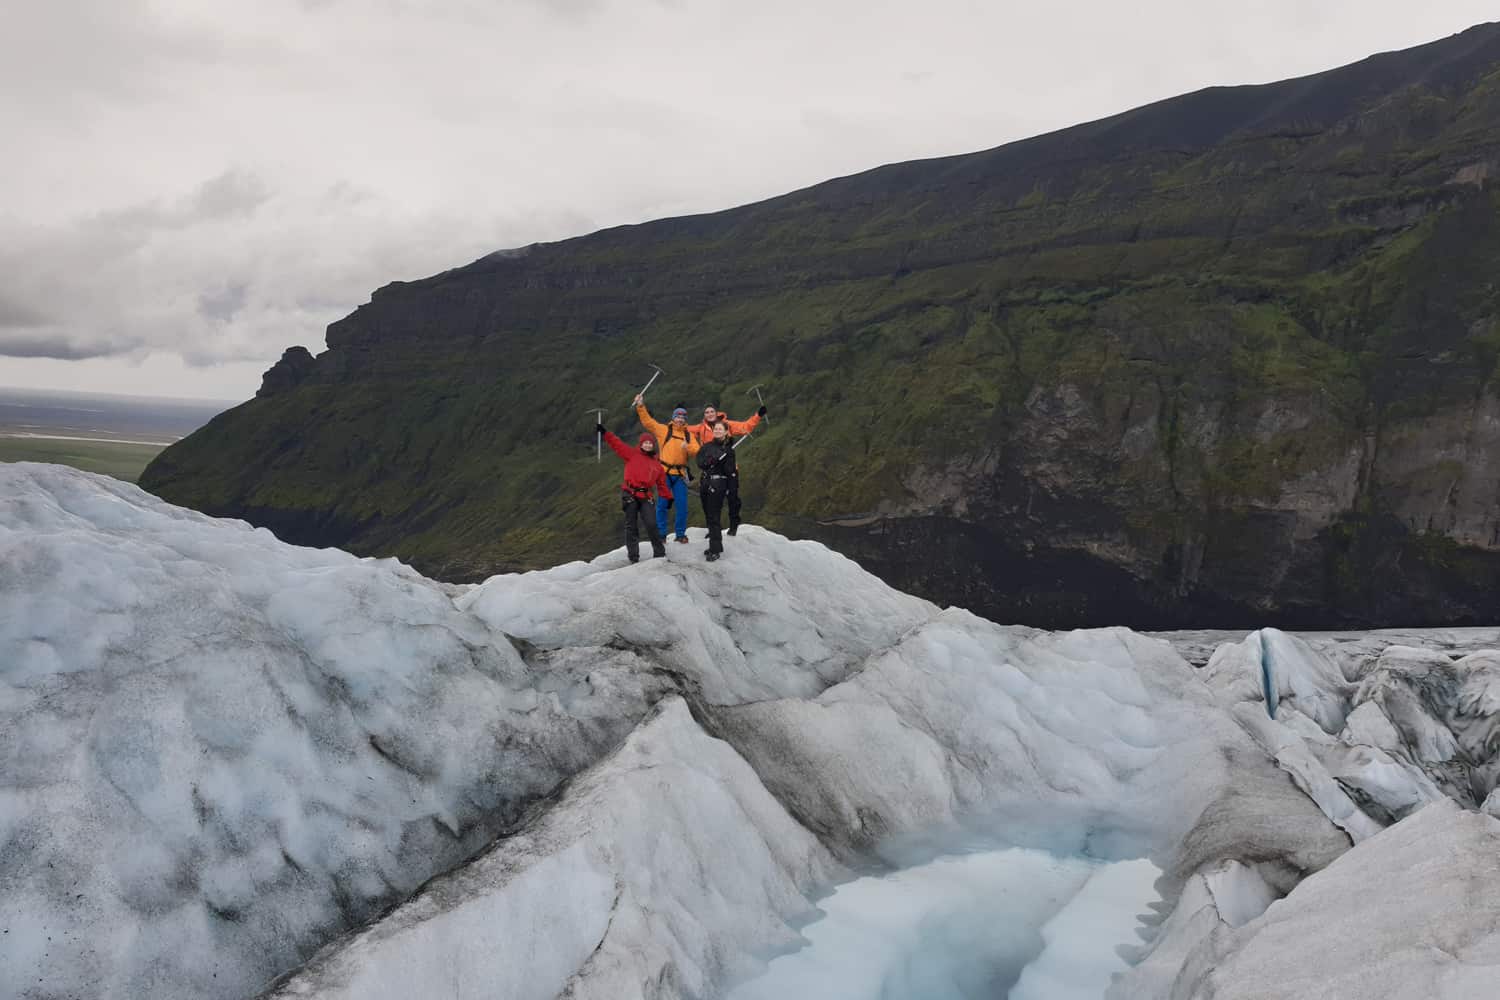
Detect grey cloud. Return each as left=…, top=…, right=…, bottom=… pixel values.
left=190, top=171, right=272, bottom=221
left=0, top=331, right=128, bottom=360
left=198, top=283, right=249, bottom=322
left=4, top=0, right=1498, bottom=399
left=0, top=163, right=593, bottom=369
left=94, top=170, right=270, bottom=238
left=0, top=295, right=49, bottom=329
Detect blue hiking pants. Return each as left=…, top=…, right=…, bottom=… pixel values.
left=656, top=474, right=689, bottom=539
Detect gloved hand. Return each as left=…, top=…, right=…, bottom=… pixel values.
left=596, top=422, right=606, bottom=435
left=757, top=405, right=767, bottom=417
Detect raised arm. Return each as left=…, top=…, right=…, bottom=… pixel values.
left=634, top=396, right=667, bottom=439
left=601, top=428, right=632, bottom=461
left=725, top=409, right=763, bottom=436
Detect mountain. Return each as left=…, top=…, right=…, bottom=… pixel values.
left=8, top=464, right=1500, bottom=998
left=141, top=23, right=1500, bottom=629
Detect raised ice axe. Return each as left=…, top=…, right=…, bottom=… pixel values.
left=584, top=407, right=604, bottom=462
left=636, top=364, right=665, bottom=401
left=748, top=383, right=768, bottom=424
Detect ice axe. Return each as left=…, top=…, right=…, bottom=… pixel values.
left=584, top=407, right=603, bottom=462
left=636, top=364, right=665, bottom=401
left=733, top=383, right=768, bottom=450
left=748, top=383, right=768, bottom=424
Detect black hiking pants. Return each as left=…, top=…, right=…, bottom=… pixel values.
left=623, top=493, right=665, bottom=561
left=701, top=479, right=729, bottom=554
left=726, top=471, right=742, bottom=530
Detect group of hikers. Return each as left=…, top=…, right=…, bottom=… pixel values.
left=597, top=394, right=767, bottom=563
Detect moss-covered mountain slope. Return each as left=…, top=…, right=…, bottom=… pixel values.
left=144, top=23, right=1500, bottom=627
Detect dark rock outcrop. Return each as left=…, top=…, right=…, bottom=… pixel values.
left=257, top=345, right=316, bottom=397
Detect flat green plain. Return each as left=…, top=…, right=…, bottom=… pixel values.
left=0, top=438, right=166, bottom=483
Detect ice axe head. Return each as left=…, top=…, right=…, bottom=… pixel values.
left=747, top=383, right=768, bottom=422
left=637, top=364, right=665, bottom=399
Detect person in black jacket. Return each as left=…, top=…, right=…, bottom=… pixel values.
left=695, top=420, right=737, bottom=561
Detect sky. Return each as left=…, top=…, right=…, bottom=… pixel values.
left=1, top=1, right=1495, bottom=401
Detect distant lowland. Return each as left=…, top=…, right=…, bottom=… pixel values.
left=0, top=388, right=233, bottom=483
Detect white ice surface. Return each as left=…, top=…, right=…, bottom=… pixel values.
left=1009, top=857, right=1162, bottom=1000
left=268, top=698, right=838, bottom=1000
left=284, top=526, right=1348, bottom=999
left=1181, top=801, right=1500, bottom=1000
left=0, top=465, right=667, bottom=1000
left=7, top=464, right=1499, bottom=1000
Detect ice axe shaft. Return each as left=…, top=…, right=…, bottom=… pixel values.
left=584, top=407, right=603, bottom=462
left=637, top=364, right=665, bottom=400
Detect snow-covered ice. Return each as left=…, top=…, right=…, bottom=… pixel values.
left=1165, top=800, right=1500, bottom=1000
left=5, top=462, right=1500, bottom=1000
left=0, top=465, right=667, bottom=999
left=266, top=698, right=838, bottom=1000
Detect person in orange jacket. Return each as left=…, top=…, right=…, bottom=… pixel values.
left=635, top=395, right=701, bottom=544
left=686, top=403, right=763, bottom=444
left=686, top=401, right=767, bottom=536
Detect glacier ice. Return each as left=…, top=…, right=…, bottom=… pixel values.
left=725, top=849, right=1159, bottom=1000
left=1165, top=800, right=1500, bottom=1000
left=1, top=465, right=670, bottom=999
left=1008, top=857, right=1162, bottom=1000
left=265, top=698, right=838, bottom=1000
left=5, top=462, right=1500, bottom=1000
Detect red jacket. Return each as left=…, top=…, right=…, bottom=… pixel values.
left=604, top=431, right=674, bottom=500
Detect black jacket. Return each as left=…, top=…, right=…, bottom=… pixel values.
left=696, top=439, right=737, bottom=489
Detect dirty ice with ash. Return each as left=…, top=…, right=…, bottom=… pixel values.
left=4, top=462, right=1500, bottom=1000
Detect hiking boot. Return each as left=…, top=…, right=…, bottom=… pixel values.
left=674, top=535, right=690, bottom=544
left=705, top=551, right=721, bottom=562
left=727, top=525, right=738, bottom=537
left=651, top=550, right=665, bottom=559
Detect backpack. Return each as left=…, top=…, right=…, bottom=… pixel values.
left=662, top=425, right=694, bottom=482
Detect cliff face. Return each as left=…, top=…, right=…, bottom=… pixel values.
left=143, top=23, right=1500, bottom=628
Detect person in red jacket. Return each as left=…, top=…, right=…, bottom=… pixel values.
left=599, top=423, right=672, bottom=562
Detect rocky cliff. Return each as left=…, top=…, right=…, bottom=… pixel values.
left=142, top=23, right=1500, bottom=628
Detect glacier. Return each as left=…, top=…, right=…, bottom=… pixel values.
left=3, top=462, right=1500, bottom=1000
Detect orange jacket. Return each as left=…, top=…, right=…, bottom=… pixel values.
left=636, top=403, right=701, bottom=475
left=687, top=411, right=761, bottom=443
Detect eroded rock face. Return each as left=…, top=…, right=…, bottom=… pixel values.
left=256, top=345, right=316, bottom=397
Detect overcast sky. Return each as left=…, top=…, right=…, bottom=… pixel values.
left=1, top=1, right=1494, bottom=400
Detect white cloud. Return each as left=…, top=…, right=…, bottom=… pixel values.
left=1, top=0, right=1494, bottom=399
